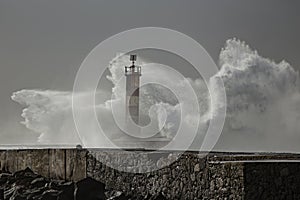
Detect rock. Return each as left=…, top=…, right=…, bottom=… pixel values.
left=31, top=177, right=47, bottom=188
left=57, top=182, right=74, bottom=200
left=216, top=178, right=223, bottom=188
left=75, top=177, right=106, bottom=200
left=0, top=189, right=3, bottom=200
left=144, top=192, right=166, bottom=200
left=190, top=173, right=196, bottom=182
left=40, top=190, right=59, bottom=200
left=0, top=169, right=73, bottom=200
left=194, top=164, right=200, bottom=172
left=0, top=167, right=171, bottom=200
left=0, top=173, right=10, bottom=185
left=210, top=180, right=215, bottom=191
left=54, top=181, right=74, bottom=191
left=13, top=167, right=35, bottom=178
left=148, top=192, right=166, bottom=200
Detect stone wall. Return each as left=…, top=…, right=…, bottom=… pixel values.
left=87, top=151, right=209, bottom=199
left=207, top=162, right=244, bottom=199
left=86, top=150, right=245, bottom=199
left=1, top=149, right=300, bottom=199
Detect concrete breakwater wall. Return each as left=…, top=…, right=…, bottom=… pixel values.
left=0, top=149, right=87, bottom=181
left=87, top=151, right=244, bottom=199
left=1, top=149, right=300, bottom=199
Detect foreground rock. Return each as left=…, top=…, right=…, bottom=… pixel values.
left=75, top=177, right=106, bottom=199
left=0, top=168, right=106, bottom=200
left=0, top=168, right=166, bottom=200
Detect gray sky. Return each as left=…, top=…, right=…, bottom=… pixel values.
left=0, top=0, right=300, bottom=144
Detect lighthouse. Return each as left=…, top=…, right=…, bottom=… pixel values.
left=125, top=55, right=141, bottom=126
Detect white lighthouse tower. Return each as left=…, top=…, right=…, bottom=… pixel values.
left=125, top=55, right=141, bottom=127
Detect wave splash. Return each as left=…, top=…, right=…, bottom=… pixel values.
left=11, top=38, right=300, bottom=152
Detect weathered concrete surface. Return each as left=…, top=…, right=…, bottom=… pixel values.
left=66, top=149, right=87, bottom=181
left=4, top=150, right=17, bottom=173
left=16, top=149, right=49, bottom=177
left=49, top=149, right=65, bottom=180
left=0, top=149, right=87, bottom=181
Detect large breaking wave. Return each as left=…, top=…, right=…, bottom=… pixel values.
left=214, top=38, right=300, bottom=151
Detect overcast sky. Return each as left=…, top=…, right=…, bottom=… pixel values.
left=0, top=0, right=300, bottom=144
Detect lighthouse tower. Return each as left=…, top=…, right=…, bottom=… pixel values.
left=125, top=55, right=141, bottom=126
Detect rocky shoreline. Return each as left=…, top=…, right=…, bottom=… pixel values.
left=0, top=168, right=166, bottom=200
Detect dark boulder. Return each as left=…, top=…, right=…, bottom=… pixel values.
left=40, top=190, right=60, bottom=200
left=0, top=189, right=4, bottom=200
left=57, top=182, right=75, bottom=200
left=31, top=177, right=48, bottom=188
left=75, top=177, right=106, bottom=200
left=13, top=167, right=35, bottom=178
left=0, top=173, right=11, bottom=185
left=0, top=168, right=166, bottom=200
